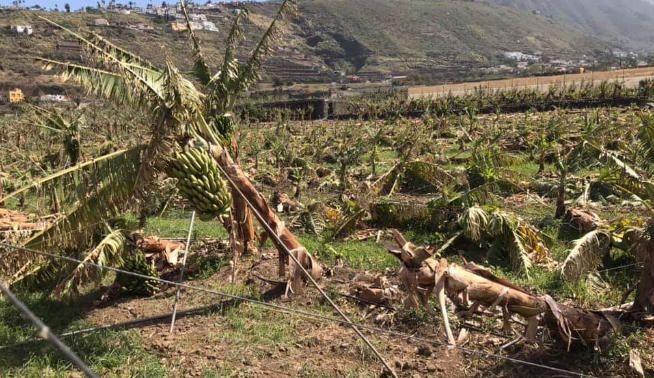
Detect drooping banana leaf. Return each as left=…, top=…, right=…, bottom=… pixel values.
left=52, top=228, right=126, bottom=299
left=3, top=148, right=142, bottom=288
left=560, top=230, right=612, bottom=282
left=458, top=206, right=489, bottom=242
left=22, top=147, right=142, bottom=250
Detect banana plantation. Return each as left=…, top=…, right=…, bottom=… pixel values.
left=1, top=1, right=654, bottom=377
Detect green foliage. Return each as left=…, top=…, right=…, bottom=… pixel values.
left=0, top=293, right=164, bottom=377
left=117, top=249, right=160, bottom=296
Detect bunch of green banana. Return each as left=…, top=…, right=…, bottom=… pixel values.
left=167, top=148, right=231, bottom=221
left=118, top=251, right=159, bottom=296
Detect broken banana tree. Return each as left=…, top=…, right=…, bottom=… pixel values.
left=210, top=144, right=322, bottom=292
left=386, top=230, right=619, bottom=349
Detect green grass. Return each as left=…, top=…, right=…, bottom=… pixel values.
left=299, top=235, right=398, bottom=272
left=125, top=210, right=229, bottom=239
left=0, top=292, right=165, bottom=377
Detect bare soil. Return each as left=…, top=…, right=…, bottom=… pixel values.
left=77, top=245, right=653, bottom=377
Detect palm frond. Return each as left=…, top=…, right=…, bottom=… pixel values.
left=236, top=0, right=297, bottom=93
left=1, top=148, right=134, bottom=205
left=85, top=30, right=157, bottom=69
left=38, top=58, right=163, bottom=112
left=180, top=0, right=211, bottom=84
left=403, top=160, right=459, bottom=191
left=599, top=148, right=641, bottom=181
left=458, top=206, right=489, bottom=241
left=488, top=211, right=533, bottom=276
left=206, top=9, right=247, bottom=113
left=488, top=211, right=515, bottom=237
left=21, top=147, right=143, bottom=250
left=53, top=228, right=126, bottom=299
left=560, top=230, right=612, bottom=282
left=506, top=230, right=533, bottom=277
left=37, top=17, right=166, bottom=108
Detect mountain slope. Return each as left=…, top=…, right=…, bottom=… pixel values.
left=297, top=0, right=607, bottom=73
left=486, top=0, right=654, bottom=50
left=0, top=1, right=612, bottom=93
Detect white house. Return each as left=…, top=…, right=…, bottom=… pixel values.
left=190, top=13, right=207, bottom=22
left=201, top=21, right=218, bottom=32
left=503, top=51, right=540, bottom=62
left=39, top=94, right=70, bottom=103
left=12, top=25, right=33, bottom=35
left=93, top=18, right=109, bottom=26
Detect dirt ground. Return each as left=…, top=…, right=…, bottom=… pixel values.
left=75, top=243, right=651, bottom=377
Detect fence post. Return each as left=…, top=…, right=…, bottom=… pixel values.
left=169, top=211, right=196, bottom=333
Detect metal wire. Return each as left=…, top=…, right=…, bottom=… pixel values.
left=0, top=279, right=98, bottom=378
left=0, top=241, right=590, bottom=377
left=596, top=263, right=642, bottom=274
left=169, top=211, right=196, bottom=333
left=212, top=159, right=399, bottom=377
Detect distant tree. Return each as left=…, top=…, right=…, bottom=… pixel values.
left=161, top=1, right=167, bottom=8
left=64, top=3, right=71, bottom=12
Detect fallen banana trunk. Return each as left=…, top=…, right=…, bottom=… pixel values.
left=132, top=234, right=184, bottom=266
left=386, top=229, right=618, bottom=348
left=210, top=145, right=322, bottom=291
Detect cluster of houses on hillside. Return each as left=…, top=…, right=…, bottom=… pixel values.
left=483, top=49, right=650, bottom=76
left=0, top=88, right=71, bottom=105
left=482, top=51, right=648, bottom=74
left=2, top=2, right=230, bottom=35
left=89, top=17, right=155, bottom=31
left=169, top=14, right=218, bottom=32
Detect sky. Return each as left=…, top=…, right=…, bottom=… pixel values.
left=2, top=0, right=153, bottom=8
left=0, top=0, right=252, bottom=10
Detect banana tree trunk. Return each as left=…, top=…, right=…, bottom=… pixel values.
left=622, top=229, right=654, bottom=314
left=210, top=145, right=322, bottom=284
left=386, top=230, right=618, bottom=347
left=233, top=193, right=257, bottom=255
left=229, top=141, right=258, bottom=256
left=634, top=240, right=654, bottom=313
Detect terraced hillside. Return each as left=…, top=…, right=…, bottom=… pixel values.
left=0, top=0, right=612, bottom=94
left=298, top=0, right=608, bottom=75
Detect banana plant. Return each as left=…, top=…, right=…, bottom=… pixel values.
left=458, top=206, right=550, bottom=277
left=559, top=114, right=654, bottom=313
left=27, top=104, right=84, bottom=167
left=2, top=0, right=321, bottom=296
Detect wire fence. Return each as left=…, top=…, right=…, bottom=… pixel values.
left=0, top=241, right=592, bottom=377
left=0, top=256, right=97, bottom=378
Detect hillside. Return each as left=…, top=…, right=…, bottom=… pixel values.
left=297, top=0, right=607, bottom=77
left=486, top=0, right=654, bottom=51
left=0, top=0, right=612, bottom=94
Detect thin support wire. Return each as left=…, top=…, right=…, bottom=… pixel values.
left=596, top=263, right=641, bottom=273
left=170, top=210, right=196, bottom=333
left=213, top=161, right=398, bottom=378
left=0, top=242, right=589, bottom=377
left=0, top=280, right=98, bottom=378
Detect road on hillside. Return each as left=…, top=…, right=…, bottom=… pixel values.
left=407, top=67, right=654, bottom=99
